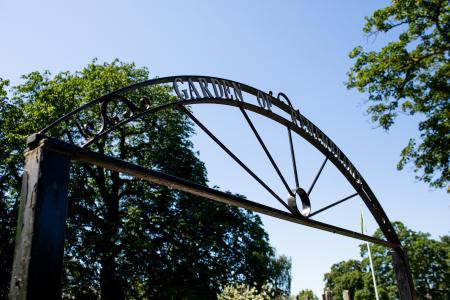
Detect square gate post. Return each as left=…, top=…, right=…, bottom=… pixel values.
left=9, top=143, right=70, bottom=299
left=391, top=248, right=416, bottom=300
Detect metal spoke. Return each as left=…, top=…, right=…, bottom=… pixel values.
left=308, top=193, right=359, bottom=217
left=178, top=106, right=295, bottom=214
left=307, top=157, right=328, bottom=196
left=287, top=127, right=300, bottom=188
left=240, top=108, right=294, bottom=196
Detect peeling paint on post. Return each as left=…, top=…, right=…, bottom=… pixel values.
left=9, top=145, right=70, bottom=300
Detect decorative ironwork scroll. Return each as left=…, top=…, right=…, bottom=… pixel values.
left=11, top=74, right=416, bottom=299
left=38, top=75, right=400, bottom=247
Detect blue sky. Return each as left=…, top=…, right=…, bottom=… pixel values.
left=1, top=0, right=448, bottom=297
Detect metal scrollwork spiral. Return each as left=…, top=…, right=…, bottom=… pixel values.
left=77, top=95, right=143, bottom=143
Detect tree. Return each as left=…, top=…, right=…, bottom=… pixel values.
left=323, top=260, right=366, bottom=300
left=361, top=222, right=450, bottom=299
left=0, top=78, right=17, bottom=299
left=323, top=222, right=450, bottom=299
left=217, top=282, right=291, bottom=300
left=346, top=0, right=450, bottom=191
left=217, top=283, right=272, bottom=300
left=296, top=289, right=319, bottom=300
left=270, top=255, right=292, bottom=298
left=0, top=60, right=291, bottom=299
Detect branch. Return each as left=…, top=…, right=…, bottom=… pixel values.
left=118, top=180, right=143, bottom=198
left=397, top=48, right=447, bottom=99
left=83, top=164, right=109, bottom=201
left=72, top=202, right=104, bottom=230
left=119, top=128, right=127, bottom=160
left=386, top=20, right=408, bottom=31
left=432, top=5, right=450, bottom=42
left=396, top=68, right=414, bottom=100
left=110, top=170, right=121, bottom=202
left=410, top=49, right=447, bottom=63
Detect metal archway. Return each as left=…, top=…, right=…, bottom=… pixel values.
left=10, top=76, right=416, bottom=299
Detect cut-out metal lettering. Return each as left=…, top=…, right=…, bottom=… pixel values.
left=28, top=74, right=414, bottom=298
left=198, top=77, right=213, bottom=98
left=188, top=78, right=201, bottom=99
left=211, top=78, right=224, bottom=98
left=173, top=78, right=188, bottom=100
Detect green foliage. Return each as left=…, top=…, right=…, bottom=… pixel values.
left=296, top=288, right=319, bottom=300
left=0, top=60, right=291, bottom=299
left=0, top=78, right=16, bottom=299
left=270, top=255, right=292, bottom=297
left=324, top=222, right=450, bottom=299
left=218, top=283, right=272, bottom=300
left=323, top=260, right=366, bottom=300
left=360, top=222, right=450, bottom=299
left=346, top=0, right=450, bottom=190
left=218, top=282, right=290, bottom=300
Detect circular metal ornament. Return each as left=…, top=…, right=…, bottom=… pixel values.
left=287, top=187, right=311, bottom=217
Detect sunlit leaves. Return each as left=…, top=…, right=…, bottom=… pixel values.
left=0, top=60, right=291, bottom=299
left=324, top=222, right=450, bottom=299
left=346, top=0, right=449, bottom=190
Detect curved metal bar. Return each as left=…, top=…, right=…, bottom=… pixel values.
left=288, top=187, right=311, bottom=217
left=35, top=75, right=400, bottom=247
left=277, top=92, right=295, bottom=110
left=83, top=100, right=187, bottom=147
left=287, top=127, right=300, bottom=189
left=39, top=75, right=285, bottom=135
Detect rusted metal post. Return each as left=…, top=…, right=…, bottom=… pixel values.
left=391, top=248, right=416, bottom=300
left=9, top=144, right=70, bottom=299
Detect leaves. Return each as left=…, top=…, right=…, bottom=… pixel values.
left=296, top=289, right=319, bottom=300
left=323, top=260, right=365, bottom=300
left=347, top=0, right=450, bottom=190
left=324, top=222, right=450, bottom=299
left=218, top=282, right=290, bottom=300
left=0, top=60, right=291, bottom=299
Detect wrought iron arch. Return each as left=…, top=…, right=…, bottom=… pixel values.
left=10, top=75, right=416, bottom=299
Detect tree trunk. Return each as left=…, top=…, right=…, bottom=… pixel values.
left=100, top=253, right=123, bottom=300
left=99, top=182, right=123, bottom=300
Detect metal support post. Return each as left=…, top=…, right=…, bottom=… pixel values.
left=9, top=145, right=70, bottom=299
left=391, top=248, right=416, bottom=300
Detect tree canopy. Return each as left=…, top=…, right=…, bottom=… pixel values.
left=296, top=289, right=319, bottom=300
left=217, top=282, right=292, bottom=300
left=346, top=0, right=449, bottom=191
left=0, top=60, right=291, bottom=299
left=324, top=222, right=450, bottom=299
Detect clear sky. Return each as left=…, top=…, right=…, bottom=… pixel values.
left=1, top=0, right=448, bottom=297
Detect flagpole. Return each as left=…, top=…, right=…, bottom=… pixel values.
left=360, top=204, right=380, bottom=300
